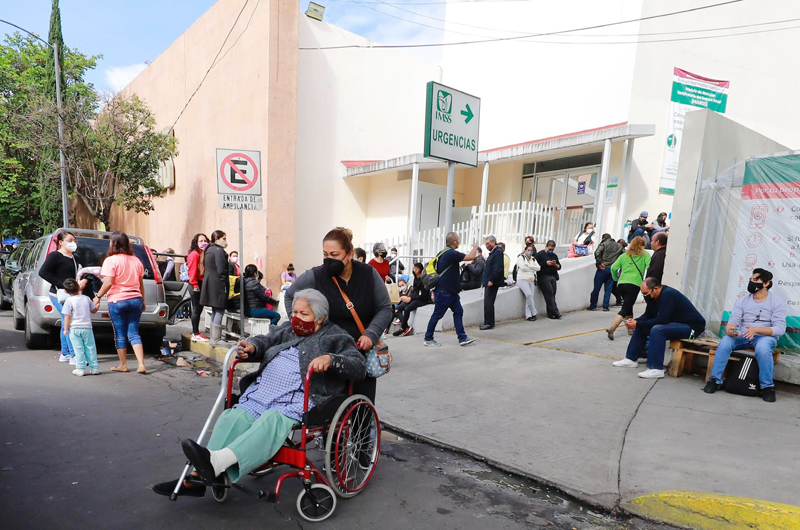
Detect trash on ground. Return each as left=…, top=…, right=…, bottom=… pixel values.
left=176, top=357, right=192, bottom=367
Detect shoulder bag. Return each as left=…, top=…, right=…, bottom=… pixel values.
left=629, top=254, right=645, bottom=281
left=332, top=277, right=392, bottom=378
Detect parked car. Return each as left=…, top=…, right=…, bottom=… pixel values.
left=11, top=229, right=170, bottom=350
left=0, top=240, right=34, bottom=311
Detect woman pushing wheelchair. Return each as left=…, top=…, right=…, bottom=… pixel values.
left=153, top=288, right=366, bottom=498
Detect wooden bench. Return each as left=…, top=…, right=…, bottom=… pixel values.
left=668, top=339, right=781, bottom=381
left=203, top=308, right=271, bottom=340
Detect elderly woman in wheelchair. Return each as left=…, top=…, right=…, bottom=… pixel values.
left=153, top=288, right=367, bottom=509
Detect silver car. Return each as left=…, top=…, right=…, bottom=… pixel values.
left=11, top=229, right=168, bottom=350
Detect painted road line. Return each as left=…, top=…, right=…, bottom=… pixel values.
left=628, top=491, right=800, bottom=530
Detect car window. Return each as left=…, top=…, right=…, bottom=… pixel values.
left=27, top=240, right=45, bottom=270
left=73, top=237, right=154, bottom=280
left=17, top=244, right=34, bottom=270
left=8, top=246, right=27, bottom=266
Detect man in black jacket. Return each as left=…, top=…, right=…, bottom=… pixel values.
left=460, top=248, right=485, bottom=291
left=481, top=235, right=504, bottom=330
left=646, top=233, right=667, bottom=282
left=534, top=240, right=562, bottom=319
left=392, top=263, right=431, bottom=336
left=611, top=277, right=705, bottom=379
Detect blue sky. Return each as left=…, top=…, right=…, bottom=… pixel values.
left=1, top=0, right=447, bottom=91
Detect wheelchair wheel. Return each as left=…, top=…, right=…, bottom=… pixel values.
left=324, top=395, right=380, bottom=498
left=296, top=484, right=337, bottom=522
left=211, top=472, right=231, bottom=503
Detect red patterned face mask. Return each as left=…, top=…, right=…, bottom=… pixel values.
left=292, top=316, right=317, bottom=336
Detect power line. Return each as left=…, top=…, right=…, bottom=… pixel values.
left=303, top=0, right=744, bottom=49
left=171, top=0, right=251, bottom=130
left=362, top=0, right=793, bottom=39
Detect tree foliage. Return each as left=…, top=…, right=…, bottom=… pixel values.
left=1, top=31, right=177, bottom=234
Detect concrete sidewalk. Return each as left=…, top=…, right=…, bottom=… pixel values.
left=377, top=308, right=800, bottom=527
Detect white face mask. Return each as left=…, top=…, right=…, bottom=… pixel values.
left=219, top=240, right=228, bottom=249
left=230, top=256, right=238, bottom=263
left=64, top=241, right=77, bottom=252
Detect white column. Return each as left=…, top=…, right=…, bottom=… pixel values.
left=408, top=161, right=420, bottom=270
left=478, top=161, right=489, bottom=240
left=618, top=139, right=635, bottom=239
left=443, top=161, right=455, bottom=234
left=594, top=138, right=612, bottom=234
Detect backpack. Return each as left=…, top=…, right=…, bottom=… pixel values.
left=724, top=356, right=761, bottom=397
left=512, top=264, right=518, bottom=282
left=179, top=262, right=189, bottom=282
left=423, top=248, right=452, bottom=290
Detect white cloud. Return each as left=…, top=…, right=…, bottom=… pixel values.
left=104, top=63, right=148, bottom=92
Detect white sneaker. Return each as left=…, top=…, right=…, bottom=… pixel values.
left=393, top=318, right=401, bottom=325
left=191, top=333, right=210, bottom=342
left=72, top=369, right=85, bottom=377
left=58, top=354, right=70, bottom=363
left=612, top=358, right=638, bottom=368
left=638, top=369, right=665, bottom=379
left=69, top=357, right=76, bottom=365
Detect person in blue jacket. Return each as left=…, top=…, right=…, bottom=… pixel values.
left=611, top=277, right=706, bottom=379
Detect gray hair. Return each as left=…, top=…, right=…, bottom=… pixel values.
left=293, top=289, right=330, bottom=320
left=484, top=234, right=497, bottom=244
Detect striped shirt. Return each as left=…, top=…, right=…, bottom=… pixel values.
left=235, top=347, right=307, bottom=422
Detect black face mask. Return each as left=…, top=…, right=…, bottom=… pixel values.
left=323, top=257, right=346, bottom=277
left=747, top=281, right=764, bottom=294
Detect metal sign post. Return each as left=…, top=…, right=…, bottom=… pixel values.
left=217, top=148, right=263, bottom=338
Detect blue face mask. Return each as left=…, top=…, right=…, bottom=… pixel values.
left=547, top=249, right=554, bottom=255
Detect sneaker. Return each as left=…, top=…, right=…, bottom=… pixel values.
left=401, top=327, right=414, bottom=337
left=90, top=369, right=100, bottom=375
left=423, top=340, right=441, bottom=347
left=393, top=318, right=401, bottom=325
left=58, top=354, right=70, bottom=363
left=191, top=333, right=210, bottom=342
left=586, top=306, right=597, bottom=311
left=638, top=368, right=665, bottom=379
left=612, top=358, right=639, bottom=368
left=69, top=357, right=76, bottom=365
left=72, top=369, right=85, bottom=377
left=459, top=337, right=476, bottom=347
left=526, top=316, right=537, bottom=322
left=762, top=387, right=776, bottom=403
left=702, top=380, right=721, bottom=394
left=479, top=324, right=494, bottom=330
left=392, top=329, right=404, bottom=337
left=602, top=307, right=610, bottom=312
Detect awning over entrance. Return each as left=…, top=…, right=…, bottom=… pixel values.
left=342, top=122, right=655, bottom=177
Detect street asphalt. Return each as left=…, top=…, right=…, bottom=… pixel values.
left=0, top=311, right=675, bottom=529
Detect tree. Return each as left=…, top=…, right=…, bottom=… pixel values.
left=60, top=93, right=178, bottom=230
left=0, top=32, right=98, bottom=238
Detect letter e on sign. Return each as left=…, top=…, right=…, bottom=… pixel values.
left=216, top=149, right=262, bottom=196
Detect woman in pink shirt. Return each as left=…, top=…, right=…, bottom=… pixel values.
left=94, top=232, right=147, bottom=374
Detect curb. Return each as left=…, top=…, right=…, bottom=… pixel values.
left=626, top=491, right=800, bottom=530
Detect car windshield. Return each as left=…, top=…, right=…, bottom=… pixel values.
left=73, top=236, right=155, bottom=280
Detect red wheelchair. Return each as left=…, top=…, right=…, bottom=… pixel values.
left=170, top=346, right=381, bottom=522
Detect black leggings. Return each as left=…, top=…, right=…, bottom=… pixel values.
left=190, top=286, right=204, bottom=335
left=617, top=283, right=641, bottom=317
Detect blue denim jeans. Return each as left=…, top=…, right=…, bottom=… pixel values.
left=626, top=323, right=694, bottom=369
left=245, top=307, right=281, bottom=325
left=108, top=297, right=143, bottom=349
left=69, top=327, right=99, bottom=371
left=424, top=290, right=467, bottom=342
left=50, top=294, right=75, bottom=358
left=710, top=334, right=778, bottom=389
left=589, top=268, right=614, bottom=310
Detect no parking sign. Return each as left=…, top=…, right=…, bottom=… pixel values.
left=216, top=148, right=262, bottom=210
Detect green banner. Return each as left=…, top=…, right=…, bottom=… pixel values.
left=670, top=81, right=728, bottom=113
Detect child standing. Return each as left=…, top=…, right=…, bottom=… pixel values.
left=62, top=279, right=100, bottom=376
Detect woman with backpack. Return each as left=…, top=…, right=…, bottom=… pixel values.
left=607, top=236, right=651, bottom=340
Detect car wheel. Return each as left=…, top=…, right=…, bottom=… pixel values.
left=25, top=312, right=49, bottom=350
left=12, top=296, right=25, bottom=330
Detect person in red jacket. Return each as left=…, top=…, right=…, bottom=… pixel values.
left=187, top=233, right=209, bottom=342
left=368, top=242, right=391, bottom=282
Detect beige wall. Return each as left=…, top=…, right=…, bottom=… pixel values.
left=101, top=0, right=298, bottom=288
left=295, top=19, right=441, bottom=272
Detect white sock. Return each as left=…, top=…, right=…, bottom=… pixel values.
left=209, top=447, right=238, bottom=476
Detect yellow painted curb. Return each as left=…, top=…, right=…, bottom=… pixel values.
left=627, top=491, right=800, bottom=530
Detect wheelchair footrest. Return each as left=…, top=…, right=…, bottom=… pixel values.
left=232, top=482, right=277, bottom=503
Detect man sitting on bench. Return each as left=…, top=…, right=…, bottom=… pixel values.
left=703, top=268, right=787, bottom=402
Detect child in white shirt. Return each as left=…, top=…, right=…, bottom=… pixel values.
left=62, top=279, right=100, bottom=376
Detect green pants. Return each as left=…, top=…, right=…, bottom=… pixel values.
left=207, top=407, right=299, bottom=482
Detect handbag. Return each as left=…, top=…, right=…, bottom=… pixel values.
left=568, top=243, right=589, bottom=257
left=386, top=282, right=400, bottom=304
left=332, top=278, right=392, bottom=378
